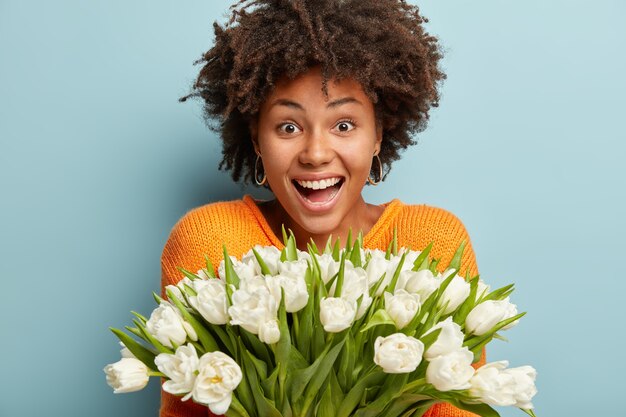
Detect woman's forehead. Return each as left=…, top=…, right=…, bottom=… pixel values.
left=263, top=67, right=371, bottom=110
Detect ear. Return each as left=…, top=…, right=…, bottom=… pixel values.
left=249, top=116, right=260, bottom=155
left=374, top=126, right=383, bottom=155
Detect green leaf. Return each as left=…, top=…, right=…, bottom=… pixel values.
left=152, top=292, right=164, bottom=305
left=337, top=331, right=356, bottom=390
left=335, top=251, right=348, bottom=297
left=411, top=243, right=433, bottom=271
left=300, top=335, right=348, bottom=416
left=482, top=284, right=515, bottom=302
left=418, top=328, right=442, bottom=352
left=110, top=328, right=157, bottom=370
left=387, top=251, right=408, bottom=293
left=336, top=371, right=386, bottom=417
left=285, top=229, right=298, bottom=261
left=448, top=400, right=501, bottom=417
left=392, top=225, right=398, bottom=256
left=252, top=247, right=272, bottom=275
left=132, top=319, right=172, bottom=354
left=234, top=340, right=256, bottom=414
left=346, top=228, right=353, bottom=251
left=317, top=373, right=338, bottom=417
left=428, top=258, right=440, bottom=274
left=204, top=255, right=216, bottom=278
left=350, top=237, right=363, bottom=268
left=262, top=366, right=279, bottom=402
left=282, top=224, right=289, bottom=246
left=176, top=266, right=201, bottom=281
left=130, top=311, right=147, bottom=324
left=308, top=238, right=319, bottom=255
left=276, top=292, right=291, bottom=406
left=222, top=246, right=240, bottom=288
left=166, top=288, right=219, bottom=352
left=332, top=238, right=341, bottom=261
left=296, top=269, right=314, bottom=362
left=243, top=350, right=282, bottom=417
left=324, top=234, right=334, bottom=254
left=448, top=240, right=467, bottom=272
left=465, top=312, right=527, bottom=356
left=378, top=394, right=433, bottom=417
left=240, top=329, right=273, bottom=367
left=360, top=308, right=396, bottom=332
left=354, top=373, right=409, bottom=417
left=225, top=395, right=251, bottom=417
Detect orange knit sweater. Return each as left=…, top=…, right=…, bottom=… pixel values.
left=159, top=195, right=484, bottom=417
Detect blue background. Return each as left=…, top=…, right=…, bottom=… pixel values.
left=1, top=1, right=624, bottom=416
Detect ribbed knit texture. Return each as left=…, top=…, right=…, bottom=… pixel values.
left=160, top=195, right=484, bottom=417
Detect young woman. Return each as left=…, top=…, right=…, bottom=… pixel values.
left=161, top=1, right=482, bottom=416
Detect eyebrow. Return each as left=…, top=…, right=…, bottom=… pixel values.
left=269, top=96, right=363, bottom=110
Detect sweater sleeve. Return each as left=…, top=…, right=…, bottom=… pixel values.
left=159, top=210, right=215, bottom=417
left=422, top=208, right=486, bottom=417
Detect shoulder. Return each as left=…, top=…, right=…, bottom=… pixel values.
left=396, top=202, right=472, bottom=239
left=169, top=198, right=251, bottom=237
left=394, top=201, right=478, bottom=276
left=161, top=198, right=252, bottom=285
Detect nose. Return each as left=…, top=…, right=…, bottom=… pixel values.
left=298, top=129, right=335, bottom=167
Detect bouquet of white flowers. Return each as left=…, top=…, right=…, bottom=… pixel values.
left=105, top=228, right=537, bottom=417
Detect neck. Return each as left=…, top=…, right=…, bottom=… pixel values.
left=261, top=196, right=383, bottom=251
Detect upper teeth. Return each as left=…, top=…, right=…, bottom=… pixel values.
left=296, top=177, right=342, bottom=190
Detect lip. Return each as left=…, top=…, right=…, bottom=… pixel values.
left=291, top=173, right=345, bottom=181
left=291, top=176, right=345, bottom=213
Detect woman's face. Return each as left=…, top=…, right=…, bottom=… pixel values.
left=253, top=66, right=382, bottom=237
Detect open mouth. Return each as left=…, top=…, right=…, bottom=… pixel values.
left=292, top=177, right=345, bottom=204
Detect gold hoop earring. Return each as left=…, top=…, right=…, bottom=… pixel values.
left=367, top=154, right=383, bottom=186
left=254, top=154, right=267, bottom=186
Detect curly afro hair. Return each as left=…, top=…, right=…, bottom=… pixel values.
left=180, top=0, right=445, bottom=185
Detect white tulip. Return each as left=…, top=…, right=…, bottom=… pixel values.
left=374, top=333, right=424, bottom=374
left=319, top=297, right=356, bottom=333
left=278, top=259, right=309, bottom=279
left=241, top=245, right=282, bottom=275
left=332, top=266, right=371, bottom=319
left=398, top=248, right=421, bottom=271
left=438, top=275, right=471, bottom=314
left=402, top=269, right=442, bottom=301
left=154, top=344, right=199, bottom=399
left=426, top=347, right=475, bottom=391
left=104, top=358, right=149, bottom=393
left=476, top=279, right=491, bottom=300
left=296, top=248, right=312, bottom=262
left=146, top=302, right=198, bottom=348
left=119, top=341, right=135, bottom=359
left=259, top=319, right=281, bottom=344
left=384, top=290, right=420, bottom=329
left=314, top=253, right=341, bottom=284
left=187, top=279, right=229, bottom=325
left=365, top=248, right=387, bottom=260
left=192, top=351, right=243, bottom=415
left=365, top=256, right=390, bottom=294
left=165, top=277, right=191, bottom=307
left=423, top=317, right=465, bottom=360
left=465, top=298, right=518, bottom=336
left=469, top=361, right=515, bottom=406
left=267, top=272, right=309, bottom=313
left=229, top=284, right=278, bottom=335
left=504, top=365, right=538, bottom=409
left=218, top=255, right=256, bottom=281
left=196, top=269, right=211, bottom=279
left=470, top=361, right=537, bottom=409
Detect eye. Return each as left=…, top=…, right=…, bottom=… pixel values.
left=278, top=122, right=302, bottom=135
left=334, top=120, right=356, bottom=133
